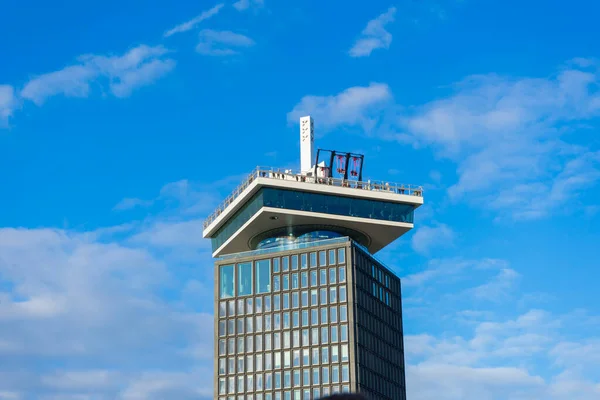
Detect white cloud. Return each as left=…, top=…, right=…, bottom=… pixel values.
left=397, top=62, right=600, bottom=218
left=0, top=85, right=17, bottom=124
left=403, top=257, right=508, bottom=287
left=233, top=0, right=264, bottom=12
left=295, top=61, right=600, bottom=219
left=196, top=29, right=255, bottom=56
left=405, top=309, right=600, bottom=400
left=411, top=223, right=455, bottom=254
left=349, top=7, right=396, bottom=57
left=0, top=224, right=214, bottom=398
left=287, top=82, right=392, bottom=131
left=470, top=268, right=520, bottom=302
left=163, top=3, right=224, bottom=37
left=20, top=45, right=175, bottom=105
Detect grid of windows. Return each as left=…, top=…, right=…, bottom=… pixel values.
left=216, top=247, right=352, bottom=400
left=351, top=246, right=407, bottom=400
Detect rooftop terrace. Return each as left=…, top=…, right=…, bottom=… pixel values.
left=203, top=166, right=424, bottom=229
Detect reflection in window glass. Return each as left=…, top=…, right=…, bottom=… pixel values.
left=341, top=324, right=348, bottom=342
left=256, top=354, right=263, bottom=371
left=303, top=369, right=310, bottom=387
left=274, top=275, right=280, bottom=291
left=332, top=365, right=339, bottom=383
left=301, top=291, right=308, bottom=307
left=330, top=287, right=337, bottom=303
left=310, top=252, right=317, bottom=268
left=339, top=286, right=347, bottom=302
left=256, top=297, right=263, bottom=313
left=311, top=328, right=319, bottom=345
left=265, top=314, right=272, bottom=331
left=320, top=288, right=328, bottom=305
left=320, top=269, right=327, bottom=286
left=312, top=348, right=319, bottom=364
left=319, top=251, right=327, bottom=266
left=328, top=249, right=336, bottom=265
left=247, top=335, right=254, bottom=352
left=284, top=312, right=290, bottom=329
left=311, top=290, right=318, bottom=306
left=301, top=272, right=308, bottom=288
left=247, top=355, right=254, bottom=372
left=238, top=262, right=252, bottom=296
left=219, top=339, right=226, bottom=355
left=320, top=307, right=328, bottom=324
left=220, top=265, right=234, bottom=298
left=291, top=255, right=299, bottom=271
left=341, top=344, right=349, bottom=362
left=331, top=345, right=339, bottom=362
left=283, top=293, right=290, bottom=309
left=228, top=320, right=234, bottom=335
left=321, top=327, right=329, bottom=344
left=274, top=351, right=281, bottom=369
left=283, top=274, right=290, bottom=290
left=228, top=300, right=235, bottom=316
left=339, top=267, right=346, bottom=283
left=310, top=271, right=317, bottom=287
left=337, top=248, right=345, bottom=264
left=273, top=257, right=280, bottom=273
left=265, top=295, right=272, bottom=312
left=329, top=268, right=336, bottom=284
left=292, top=292, right=299, bottom=308
left=219, top=302, right=226, bottom=318
left=292, top=273, right=299, bottom=289
left=301, top=253, right=307, bottom=269
left=246, top=298, right=253, bottom=314
left=273, top=295, right=280, bottom=311
left=341, top=364, right=349, bottom=382
left=340, top=305, right=347, bottom=322
left=274, top=313, right=281, bottom=329
left=283, top=256, right=290, bottom=272
left=275, top=371, right=282, bottom=389
left=330, top=306, right=338, bottom=323
left=322, top=366, right=330, bottom=384
left=293, top=311, right=299, bottom=328
left=302, top=310, right=309, bottom=326
left=256, top=315, right=263, bottom=332
left=256, top=259, right=271, bottom=294
left=331, top=326, right=338, bottom=342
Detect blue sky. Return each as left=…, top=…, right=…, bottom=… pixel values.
left=1, top=0, right=600, bottom=398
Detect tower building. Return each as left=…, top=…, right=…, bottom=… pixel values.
left=204, top=116, right=423, bottom=400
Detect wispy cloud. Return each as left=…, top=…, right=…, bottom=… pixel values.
left=349, top=7, right=396, bottom=58
left=196, top=29, right=255, bottom=56
left=20, top=45, right=175, bottom=105
left=163, top=3, right=225, bottom=38
left=233, top=0, right=264, bottom=12
left=411, top=223, right=455, bottom=255
left=0, top=85, right=16, bottom=124
left=287, top=82, right=392, bottom=131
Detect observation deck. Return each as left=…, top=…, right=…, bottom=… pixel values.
left=203, top=166, right=423, bottom=258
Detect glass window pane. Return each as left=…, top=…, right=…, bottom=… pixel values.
left=292, top=292, right=299, bottom=308
left=274, top=275, right=280, bottom=291
left=341, top=344, right=349, bottom=362
left=265, top=295, right=272, bottom=312
left=219, top=302, right=226, bottom=317
left=273, top=257, right=280, bottom=273
left=329, top=268, right=336, bottom=284
left=283, top=275, right=290, bottom=290
left=309, top=252, right=317, bottom=268
left=291, top=255, right=299, bottom=271
left=320, top=270, right=327, bottom=286
left=283, top=256, right=290, bottom=272
left=319, top=251, right=327, bottom=266
left=341, top=324, right=348, bottom=342
left=301, top=291, right=308, bottom=307
left=337, top=248, right=345, bottom=264
left=220, top=265, right=234, bottom=298
left=328, top=249, right=336, bottom=265
left=256, top=259, right=271, bottom=294
left=339, top=286, right=347, bottom=302
left=301, top=272, right=308, bottom=288
left=340, top=305, right=347, bottom=322
left=237, top=262, right=252, bottom=296
left=330, top=287, right=337, bottom=303
left=301, top=253, right=307, bottom=269
left=292, top=273, right=299, bottom=289
left=339, top=267, right=346, bottom=283
left=310, top=271, right=317, bottom=287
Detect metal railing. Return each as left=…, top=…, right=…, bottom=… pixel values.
left=203, top=166, right=423, bottom=229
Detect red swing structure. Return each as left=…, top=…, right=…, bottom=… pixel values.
left=313, top=149, right=364, bottom=183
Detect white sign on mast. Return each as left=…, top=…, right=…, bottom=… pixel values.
left=300, top=116, right=314, bottom=173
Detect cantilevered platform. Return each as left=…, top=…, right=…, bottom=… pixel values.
left=203, top=167, right=423, bottom=258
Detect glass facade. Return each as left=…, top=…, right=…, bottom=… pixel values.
left=215, top=240, right=407, bottom=400
left=216, top=246, right=352, bottom=400
left=212, top=188, right=415, bottom=251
